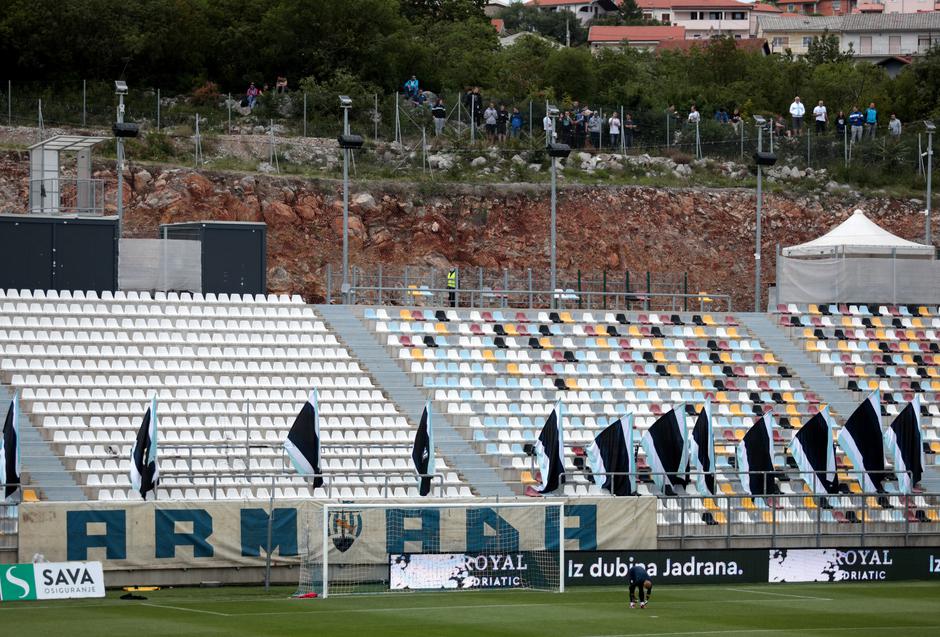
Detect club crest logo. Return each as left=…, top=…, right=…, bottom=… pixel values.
left=329, top=510, right=362, bottom=553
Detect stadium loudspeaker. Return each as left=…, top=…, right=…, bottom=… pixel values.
left=338, top=134, right=364, bottom=149
left=112, top=122, right=140, bottom=138
left=547, top=142, right=571, bottom=158
left=754, top=151, right=778, bottom=166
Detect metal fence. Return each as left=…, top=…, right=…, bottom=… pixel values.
left=325, top=264, right=731, bottom=312
left=0, top=483, right=21, bottom=551
left=3, top=81, right=934, bottom=182
left=28, top=177, right=105, bottom=215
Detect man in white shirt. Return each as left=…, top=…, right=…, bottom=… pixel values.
left=688, top=105, right=701, bottom=125
left=543, top=112, right=555, bottom=146
left=608, top=112, right=621, bottom=150
left=789, top=96, right=805, bottom=137
left=812, top=100, right=827, bottom=134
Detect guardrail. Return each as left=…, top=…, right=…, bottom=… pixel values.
left=28, top=178, right=106, bottom=215
left=0, top=482, right=23, bottom=551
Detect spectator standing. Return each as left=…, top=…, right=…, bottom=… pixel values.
left=431, top=98, right=447, bottom=137
left=543, top=110, right=555, bottom=146
left=774, top=114, right=787, bottom=138
left=888, top=114, right=901, bottom=137
left=835, top=110, right=846, bottom=136
left=510, top=107, right=524, bottom=139
left=688, top=105, right=701, bottom=126
left=730, top=108, right=742, bottom=134
left=497, top=104, right=509, bottom=143
left=714, top=108, right=729, bottom=124
left=588, top=110, right=602, bottom=149
left=608, top=111, right=621, bottom=149
left=483, top=103, right=498, bottom=143
left=789, top=96, right=805, bottom=137
left=866, top=102, right=878, bottom=138
left=623, top=113, right=635, bottom=148
left=560, top=111, right=573, bottom=146
left=404, top=75, right=419, bottom=101
left=848, top=106, right=865, bottom=143
left=276, top=76, right=288, bottom=93
left=813, top=100, right=827, bottom=134
left=574, top=108, right=587, bottom=149
left=246, top=82, right=260, bottom=109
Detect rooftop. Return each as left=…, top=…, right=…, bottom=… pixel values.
left=757, top=15, right=844, bottom=32
left=588, top=24, right=687, bottom=42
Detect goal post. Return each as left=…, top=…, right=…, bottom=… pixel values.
left=296, top=501, right=566, bottom=598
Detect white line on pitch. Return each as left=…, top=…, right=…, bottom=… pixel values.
left=580, top=625, right=940, bottom=637
left=140, top=602, right=231, bottom=616
left=724, top=587, right=831, bottom=600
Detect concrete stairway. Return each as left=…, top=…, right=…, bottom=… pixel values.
left=738, top=312, right=861, bottom=421
left=316, top=305, right=515, bottom=498
left=0, top=383, right=86, bottom=502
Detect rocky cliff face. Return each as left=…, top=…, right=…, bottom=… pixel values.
left=0, top=152, right=931, bottom=308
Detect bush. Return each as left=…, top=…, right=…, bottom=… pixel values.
left=191, top=81, right=221, bottom=107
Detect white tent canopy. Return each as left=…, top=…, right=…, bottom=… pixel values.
left=782, top=209, right=935, bottom=258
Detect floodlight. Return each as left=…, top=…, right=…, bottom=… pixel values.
left=547, top=142, right=571, bottom=158
left=547, top=105, right=560, bottom=117
left=339, top=95, right=352, bottom=107
left=925, top=121, right=936, bottom=132
left=754, top=151, right=778, bottom=166
left=752, top=115, right=766, bottom=125
left=114, top=80, right=128, bottom=95
left=112, top=122, right=140, bottom=138
left=338, top=133, right=364, bottom=149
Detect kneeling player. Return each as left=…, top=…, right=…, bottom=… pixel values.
left=628, top=564, right=653, bottom=609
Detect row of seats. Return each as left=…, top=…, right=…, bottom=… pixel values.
left=0, top=288, right=304, bottom=305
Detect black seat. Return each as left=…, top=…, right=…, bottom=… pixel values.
left=707, top=339, right=719, bottom=351
left=494, top=324, right=507, bottom=336
left=549, top=312, right=562, bottom=324
left=435, top=310, right=449, bottom=322
left=528, top=337, right=542, bottom=350
left=563, top=351, right=577, bottom=362
left=615, top=313, right=630, bottom=325
left=606, top=325, right=620, bottom=337
left=494, top=336, right=507, bottom=349
left=643, top=351, right=655, bottom=363
left=650, top=326, right=664, bottom=338
left=423, top=335, right=438, bottom=348
left=692, top=314, right=705, bottom=326
left=778, top=366, right=791, bottom=378
left=539, top=324, right=552, bottom=336
left=655, top=364, right=668, bottom=376
left=671, top=314, right=683, bottom=325
left=553, top=378, right=567, bottom=391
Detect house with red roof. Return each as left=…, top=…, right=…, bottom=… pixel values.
left=525, top=0, right=621, bottom=25
left=637, top=0, right=755, bottom=40
left=588, top=24, right=688, bottom=50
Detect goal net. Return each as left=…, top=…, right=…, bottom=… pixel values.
left=295, top=501, right=564, bottom=597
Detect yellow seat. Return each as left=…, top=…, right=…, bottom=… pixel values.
left=559, top=311, right=574, bottom=323
left=629, top=326, right=642, bottom=337
left=539, top=337, right=553, bottom=349
left=653, top=351, right=666, bottom=363
left=651, top=339, right=664, bottom=350
left=507, top=362, right=520, bottom=375
left=694, top=326, right=706, bottom=338
left=726, top=327, right=740, bottom=338
left=806, top=341, right=819, bottom=353
left=917, top=306, right=929, bottom=316
left=808, top=304, right=821, bottom=315
left=595, top=337, right=610, bottom=349
left=691, top=378, right=704, bottom=390
left=762, top=511, right=774, bottom=523
left=521, top=471, right=536, bottom=485
left=743, top=498, right=757, bottom=510
left=720, top=483, right=735, bottom=495
left=730, top=403, right=744, bottom=416
left=704, top=498, right=720, bottom=511
left=712, top=511, right=727, bottom=524
left=734, top=429, right=745, bottom=441
left=930, top=441, right=940, bottom=454
left=871, top=317, right=884, bottom=328
left=434, top=322, right=448, bottom=334
left=786, top=404, right=799, bottom=416
left=927, top=510, right=939, bottom=522
left=483, top=349, right=495, bottom=361
left=566, top=378, right=580, bottom=390
left=763, top=353, right=778, bottom=364
left=703, top=315, right=716, bottom=326
left=849, top=483, right=862, bottom=494
left=802, top=328, right=815, bottom=339
left=666, top=364, right=680, bottom=375
left=411, top=349, right=425, bottom=361
left=22, top=488, right=40, bottom=503
left=714, top=391, right=728, bottom=403
left=400, top=309, right=413, bottom=320
left=505, top=324, right=518, bottom=336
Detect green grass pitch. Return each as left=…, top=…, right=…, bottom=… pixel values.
left=2, top=582, right=939, bottom=636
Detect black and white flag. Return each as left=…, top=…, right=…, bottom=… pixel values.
left=534, top=402, right=565, bottom=494
left=688, top=400, right=715, bottom=496
left=586, top=413, right=636, bottom=496
left=789, top=406, right=839, bottom=495
left=130, top=396, right=159, bottom=500
left=284, top=389, right=324, bottom=490
left=837, top=390, right=885, bottom=493
left=736, top=411, right=777, bottom=501
left=1, top=393, right=21, bottom=500
left=884, top=396, right=925, bottom=494
left=641, top=404, right=688, bottom=495
left=411, top=401, right=435, bottom=496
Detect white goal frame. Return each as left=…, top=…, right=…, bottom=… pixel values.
left=319, top=501, right=565, bottom=598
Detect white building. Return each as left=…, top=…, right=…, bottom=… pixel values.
left=841, top=12, right=940, bottom=57
left=524, top=0, right=620, bottom=25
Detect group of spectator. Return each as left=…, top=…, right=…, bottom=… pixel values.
left=784, top=97, right=901, bottom=141
left=543, top=103, right=637, bottom=150
left=244, top=77, right=289, bottom=110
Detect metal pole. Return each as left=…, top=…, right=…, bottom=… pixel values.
left=374, top=93, right=378, bottom=142
left=755, top=125, right=763, bottom=313
left=117, top=91, right=125, bottom=240
left=666, top=111, right=670, bottom=147
left=550, top=156, right=558, bottom=309
left=342, top=106, right=351, bottom=303
left=228, top=93, right=232, bottom=133
left=264, top=487, right=275, bottom=590
left=621, top=106, right=626, bottom=156
left=470, top=94, right=476, bottom=144
left=303, top=92, right=307, bottom=137
left=7, top=80, right=10, bottom=126
left=844, top=121, right=848, bottom=168
left=529, top=100, right=533, bottom=148
left=82, top=80, right=86, bottom=127
left=740, top=119, right=744, bottom=160
left=156, top=88, right=161, bottom=131
left=395, top=93, right=401, bottom=145
left=927, top=129, right=934, bottom=245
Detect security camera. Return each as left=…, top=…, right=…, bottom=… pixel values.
left=339, top=95, right=352, bottom=107
left=114, top=80, right=128, bottom=95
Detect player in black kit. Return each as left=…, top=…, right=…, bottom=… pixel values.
left=628, top=564, right=652, bottom=609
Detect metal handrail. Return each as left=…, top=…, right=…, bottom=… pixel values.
left=345, top=284, right=732, bottom=312
left=28, top=177, right=106, bottom=215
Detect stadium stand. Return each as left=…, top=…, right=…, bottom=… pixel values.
left=0, top=290, right=472, bottom=500
left=362, top=305, right=939, bottom=531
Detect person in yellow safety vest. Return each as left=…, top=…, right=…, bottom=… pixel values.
left=447, top=268, right=458, bottom=308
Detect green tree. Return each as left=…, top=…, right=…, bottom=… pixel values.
left=591, top=0, right=656, bottom=26
left=805, top=31, right=853, bottom=67
left=497, top=4, right=587, bottom=46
